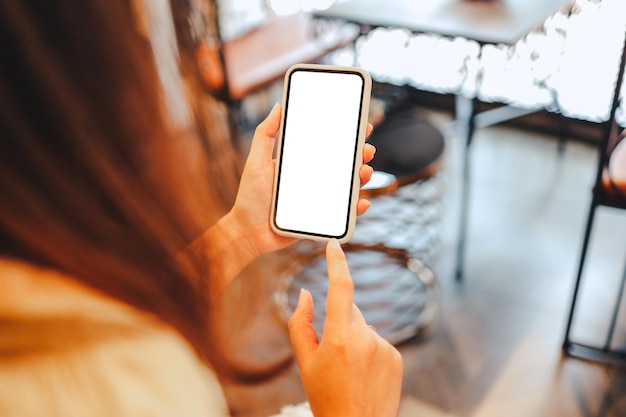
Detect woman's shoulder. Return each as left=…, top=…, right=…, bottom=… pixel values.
left=0, top=259, right=229, bottom=417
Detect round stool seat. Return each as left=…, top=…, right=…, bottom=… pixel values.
left=368, top=105, right=445, bottom=185
left=274, top=243, right=438, bottom=345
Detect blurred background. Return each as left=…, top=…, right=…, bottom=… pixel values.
left=142, top=0, right=626, bottom=416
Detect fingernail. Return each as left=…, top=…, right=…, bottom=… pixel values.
left=296, top=288, right=311, bottom=310
left=328, top=239, right=341, bottom=250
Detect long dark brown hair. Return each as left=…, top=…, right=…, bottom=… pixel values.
left=0, top=0, right=239, bottom=363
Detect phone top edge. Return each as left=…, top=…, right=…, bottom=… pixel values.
left=285, top=63, right=372, bottom=83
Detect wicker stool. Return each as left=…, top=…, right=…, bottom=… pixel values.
left=275, top=105, right=445, bottom=344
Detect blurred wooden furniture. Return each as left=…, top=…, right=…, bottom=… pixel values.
left=562, top=35, right=626, bottom=366
left=213, top=13, right=357, bottom=102
left=197, top=10, right=359, bottom=130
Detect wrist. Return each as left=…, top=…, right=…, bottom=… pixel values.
left=189, top=211, right=260, bottom=296
left=220, top=209, right=262, bottom=262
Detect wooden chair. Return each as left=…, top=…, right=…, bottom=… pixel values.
left=196, top=8, right=359, bottom=132
left=562, top=35, right=626, bottom=366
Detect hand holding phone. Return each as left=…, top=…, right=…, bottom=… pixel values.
left=270, top=64, right=372, bottom=243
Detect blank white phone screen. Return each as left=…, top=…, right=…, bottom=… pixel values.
left=275, top=69, right=365, bottom=238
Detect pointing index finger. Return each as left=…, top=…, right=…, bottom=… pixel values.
left=324, top=240, right=354, bottom=329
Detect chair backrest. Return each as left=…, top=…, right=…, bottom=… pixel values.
left=603, top=128, right=626, bottom=200
left=594, top=29, right=626, bottom=200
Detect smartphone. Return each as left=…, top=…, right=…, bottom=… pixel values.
left=270, top=64, right=372, bottom=243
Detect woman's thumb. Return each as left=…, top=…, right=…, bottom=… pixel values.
left=288, top=288, right=318, bottom=369
left=247, top=103, right=281, bottom=164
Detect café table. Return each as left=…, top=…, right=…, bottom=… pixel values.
left=316, top=0, right=569, bottom=45
left=315, top=0, right=573, bottom=280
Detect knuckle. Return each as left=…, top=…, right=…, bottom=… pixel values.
left=323, top=332, right=350, bottom=350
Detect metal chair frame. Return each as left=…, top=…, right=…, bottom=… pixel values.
left=562, top=31, right=626, bottom=366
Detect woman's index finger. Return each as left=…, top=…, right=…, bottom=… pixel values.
left=324, top=240, right=354, bottom=328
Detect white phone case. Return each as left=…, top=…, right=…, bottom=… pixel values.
left=270, top=63, right=372, bottom=243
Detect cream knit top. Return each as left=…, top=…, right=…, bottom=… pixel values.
left=0, top=259, right=229, bottom=417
